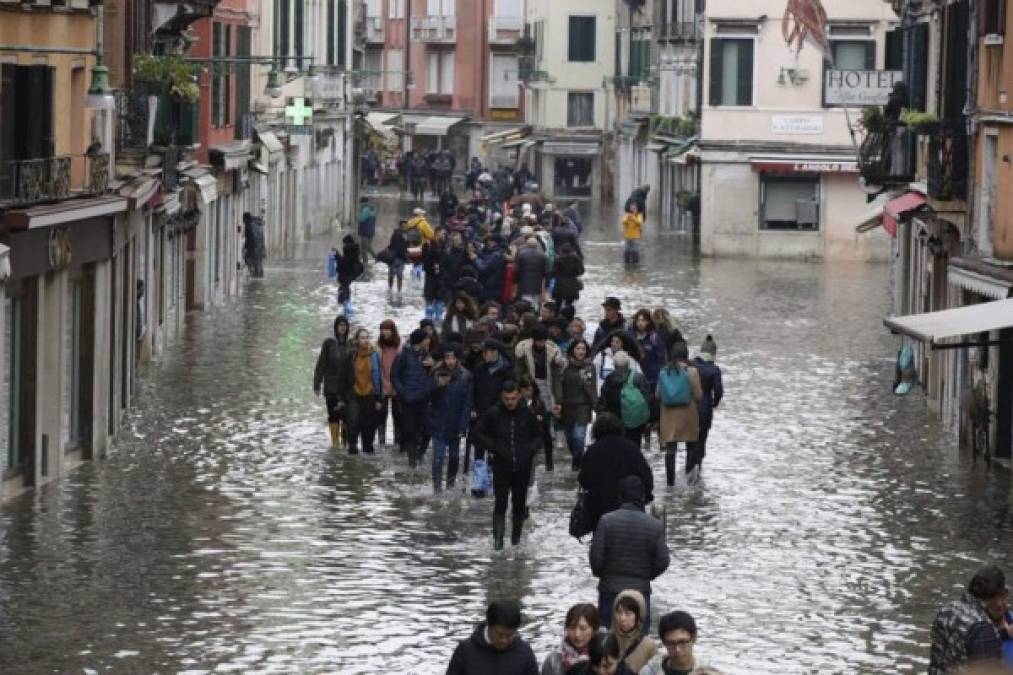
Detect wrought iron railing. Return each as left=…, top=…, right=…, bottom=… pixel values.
left=117, top=82, right=198, bottom=151
left=858, top=123, right=916, bottom=187
left=0, top=153, right=110, bottom=207
left=927, top=118, right=969, bottom=201
left=410, top=15, right=457, bottom=42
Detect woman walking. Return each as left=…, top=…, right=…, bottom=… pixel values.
left=312, top=315, right=352, bottom=449
left=658, top=341, right=703, bottom=486
left=376, top=319, right=402, bottom=451
left=341, top=328, right=383, bottom=454
left=385, top=220, right=410, bottom=304
left=558, top=339, right=597, bottom=470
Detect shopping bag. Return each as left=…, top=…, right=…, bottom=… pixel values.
left=471, top=458, right=492, bottom=497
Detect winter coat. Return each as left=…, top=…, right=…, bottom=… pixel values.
left=578, top=435, right=654, bottom=531
left=658, top=364, right=703, bottom=443
left=599, top=369, right=653, bottom=427
left=455, top=274, right=485, bottom=305
left=656, top=324, right=685, bottom=355
left=692, top=356, right=724, bottom=425
left=439, top=192, right=460, bottom=219
left=243, top=218, right=266, bottom=257
left=589, top=503, right=670, bottom=595
left=428, top=365, right=473, bottom=440
left=391, top=347, right=436, bottom=404
left=639, top=650, right=717, bottom=675
left=338, top=347, right=383, bottom=402
left=552, top=253, right=585, bottom=302
left=312, top=334, right=351, bottom=396
left=563, top=206, right=583, bottom=233
left=387, top=228, right=410, bottom=263
left=447, top=622, right=539, bottom=675
left=441, top=246, right=469, bottom=291
left=335, top=239, right=363, bottom=285
left=379, top=345, right=399, bottom=397
left=630, top=330, right=667, bottom=385
left=592, top=346, right=643, bottom=396
left=551, top=225, right=581, bottom=258
left=474, top=246, right=506, bottom=302
left=422, top=240, right=446, bottom=303
left=514, top=244, right=549, bottom=298
left=622, top=212, right=643, bottom=240
left=357, top=203, right=377, bottom=237
left=593, top=315, right=627, bottom=350
left=474, top=400, right=541, bottom=472
left=514, top=339, right=565, bottom=407
left=406, top=215, right=435, bottom=243
left=929, top=591, right=1005, bottom=674
left=559, top=359, right=597, bottom=426
left=472, top=354, right=513, bottom=421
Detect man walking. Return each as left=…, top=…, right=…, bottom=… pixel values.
left=357, top=196, right=377, bottom=268
left=589, top=475, right=669, bottom=632
left=446, top=600, right=539, bottom=675
left=929, top=565, right=1009, bottom=673
left=242, top=212, right=266, bottom=278
left=513, top=237, right=548, bottom=307
left=690, top=335, right=724, bottom=478
left=392, top=329, right=436, bottom=468
left=474, top=381, right=541, bottom=550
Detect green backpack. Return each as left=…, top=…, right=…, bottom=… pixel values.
left=620, top=370, right=650, bottom=428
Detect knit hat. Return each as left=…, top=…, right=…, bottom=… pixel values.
left=409, top=328, right=428, bottom=346
left=700, top=334, right=717, bottom=357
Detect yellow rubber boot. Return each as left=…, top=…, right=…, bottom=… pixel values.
left=328, top=422, right=340, bottom=448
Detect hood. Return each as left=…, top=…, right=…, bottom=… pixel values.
left=613, top=589, right=647, bottom=638
left=333, top=316, right=350, bottom=342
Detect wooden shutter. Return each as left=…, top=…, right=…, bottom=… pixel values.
left=905, top=23, right=929, bottom=111
left=736, top=39, right=753, bottom=105
left=709, top=38, right=723, bottom=106
left=864, top=41, right=876, bottom=69
left=24, top=65, right=54, bottom=160
left=0, top=64, right=16, bottom=198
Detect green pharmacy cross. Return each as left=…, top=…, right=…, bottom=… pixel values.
left=285, top=97, right=314, bottom=126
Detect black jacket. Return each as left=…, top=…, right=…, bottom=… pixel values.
left=693, top=357, right=724, bottom=424
left=474, top=401, right=541, bottom=472
left=514, top=245, right=548, bottom=297
left=578, top=435, right=654, bottom=531
left=446, top=623, right=539, bottom=675
left=312, top=336, right=351, bottom=396
left=593, top=315, right=627, bottom=349
left=589, top=503, right=670, bottom=594
left=388, top=228, right=410, bottom=263
left=552, top=253, right=585, bottom=301
left=472, top=355, right=513, bottom=421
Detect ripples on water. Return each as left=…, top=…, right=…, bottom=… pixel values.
left=1, top=199, right=1011, bottom=674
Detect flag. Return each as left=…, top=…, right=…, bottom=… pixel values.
left=782, top=0, right=831, bottom=62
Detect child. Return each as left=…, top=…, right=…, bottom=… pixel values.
left=622, top=203, right=643, bottom=264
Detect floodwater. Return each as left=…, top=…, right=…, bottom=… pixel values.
left=1, top=194, right=1011, bottom=674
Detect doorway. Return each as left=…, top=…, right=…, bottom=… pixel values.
left=8, top=278, right=38, bottom=485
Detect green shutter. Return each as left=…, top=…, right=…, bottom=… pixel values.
left=864, top=41, right=876, bottom=69
left=709, top=39, right=723, bottom=105
left=736, top=40, right=753, bottom=105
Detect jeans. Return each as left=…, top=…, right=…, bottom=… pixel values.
left=432, top=436, right=461, bottom=488
left=565, top=423, right=588, bottom=465
left=376, top=395, right=401, bottom=448
left=387, top=261, right=405, bottom=290
left=347, top=395, right=377, bottom=453
left=493, top=461, right=531, bottom=520
left=599, top=590, right=651, bottom=635
left=400, top=400, right=428, bottom=464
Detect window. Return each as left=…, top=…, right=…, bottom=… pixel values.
left=389, top=0, right=405, bottom=18
left=496, top=0, right=522, bottom=18
left=365, top=0, right=381, bottom=17
left=829, top=40, right=874, bottom=70
left=760, top=175, right=820, bottom=231
left=885, top=29, right=903, bottom=70
left=490, top=54, right=520, bottom=108
left=629, top=31, right=652, bottom=82
left=709, top=38, right=753, bottom=106
left=275, top=0, right=290, bottom=61
left=568, top=16, right=597, bottom=62
left=212, top=23, right=231, bottom=127
left=0, top=63, right=55, bottom=199
left=534, top=20, right=545, bottom=65
left=365, top=49, right=383, bottom=93
left=554, top=158, right=592, bottom=197
left=979, top=0, right=1007, bottom=35
left=327, top=0, right=336, bottom=65
left=62, top=279, right=82, bottom=448
left=387, top=48, right=403, bottom=91
left=427, top=51, right=455, bottom=94
left=427, top=0, right=454, bottom=16
left=567, top=92, right=594, bottom=126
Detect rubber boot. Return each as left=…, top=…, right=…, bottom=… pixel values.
left=665, top=450, right=675, bottom=486
left=510, top=516, right=524, bottom=546
left=328, top=423, right=340, bottom=448
left=493, top=515, right=506, bottom=551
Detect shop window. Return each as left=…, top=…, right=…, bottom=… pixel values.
left=568, top=16, right=596, bottom=62
left=567, top=92, right=594, bottom=127
left=554, top=157, right=592, bottom=197
left=708, top=38, right=753, bottom=106
left=760, top=175, right=820, bottom=231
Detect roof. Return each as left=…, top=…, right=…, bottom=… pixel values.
left=884, top=299, right=1013, bottom=346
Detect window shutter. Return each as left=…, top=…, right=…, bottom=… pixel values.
left=907, top=23, right=929, bottom=111
left=736, top=40, right=753, bottom=105
left=864, top=41, right=876, bottom=69
left=709, top=39, right=723, bottom=106
left=25, top=65, right=54, bottom=160
left=1000, top=0, right=1008, bottom=35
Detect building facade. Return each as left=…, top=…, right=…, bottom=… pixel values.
left=698, top=0, right=897, bottom=261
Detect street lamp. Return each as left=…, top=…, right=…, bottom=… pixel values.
left=265, top=69, right=283, bottom=98
left=85, top=54, right=115, bottom=109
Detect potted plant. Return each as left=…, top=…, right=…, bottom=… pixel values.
left=513, top=35, right=536, bottom=57
left=900, top=109, right=940, bottom=134
left=859, top=106, right=887, bottom=134
left=133, top=55, right=200, bottom=102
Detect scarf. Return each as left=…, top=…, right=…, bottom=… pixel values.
left=560, top=637, right=588, bottom=670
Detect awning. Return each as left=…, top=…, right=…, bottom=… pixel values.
left=367, top=111, right=401, bottom=128
left=884, top=298, right=1013, bottom=347
left=210, top=141, right=252, bottom=171
left=119, top=177, right=160, bottom=210
left=502, top=139, right=527, bottom=149
left=248, top=159, right=269, bottom=175
left=883, top=191, right=926, bottom=238
left=413, top=115, right=466, bottom=136
left=646, top=142, right=667, bottom=152
left=194, top=174, right=217, bottom=204
left=481, top=126, right=529, bottom=144
left=948, top=257, right=1013, bottom=301
left=854, top=194, right=890, bottom=233
left=542, top=141, right=600, bottom=156
left=0, top=195, right=128, bottom=231
left=751, top=155, right=858, bottom=174
left=256, top=131, right=284, bottom=157
left=155, top=191, right=181, bottom=217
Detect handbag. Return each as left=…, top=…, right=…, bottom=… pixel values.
left=569, top=489, right=594, bottom=540
left=376, top=247, right=394, bottom=265
left=471, top=458, right=492, bottom=497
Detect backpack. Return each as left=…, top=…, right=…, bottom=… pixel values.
left=405, top=226, right=423, bottom=247
left=659, top=366, right=692, bottom=406
left=620, top=370, right=650, bottom=428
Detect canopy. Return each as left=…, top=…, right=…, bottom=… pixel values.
left=367, top=111, right=400, bottom=128
left=854, top=194, right=890, bottom=233
left=414, top=115, right=466, bottom=136
left=884, top=299, right=1013, bottom=347
left=542, top=141, right=600, bottom=156
left=883, top=191, right=926, bottom=237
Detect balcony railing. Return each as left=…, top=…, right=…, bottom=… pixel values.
left=365, top=16, right=385, bottom=43
left=117, top=83, right=198, bottom=151
left=658, top=21, right=702, bottom=42
left=411, top=15, right=457, bottom=43
left=488, top=16, right=524, bottom=45
left=858, top=123, right=916, bottom=187
left=0, top=153, right=110, bottom=208
left=927, top=118, right=969, bottom=202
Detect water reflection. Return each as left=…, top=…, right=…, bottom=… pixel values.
left=0, top=196, right=1010, bottom=673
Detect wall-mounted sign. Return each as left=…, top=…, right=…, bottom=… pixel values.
left=771, top=115, right=824, bottom=134
left=825, top=70, right=903, bottom=106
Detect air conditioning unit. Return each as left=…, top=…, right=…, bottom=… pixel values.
left=796, top=199, right=819, bottom=227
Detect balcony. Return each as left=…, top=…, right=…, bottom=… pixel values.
left=0, top=154, right=110, bottom=209
left=858, top=123, right=916, bottom=187
left=927, top=119, right=969, bottom=202
left=519, top=57, right=549, bottom=83
left=365, top=16, right=385, bottom=44
left=658, top=21, right=702, bottom=42
left=411, top=15, right=457, bottom=43
left=488, top=16, right=524, bottom=46
left=491, top=94, right=520, bottom=109
left=117, top=83, right=198, bottom=151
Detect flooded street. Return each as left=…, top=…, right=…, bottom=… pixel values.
left=1, top=196, right=1011, bottom=674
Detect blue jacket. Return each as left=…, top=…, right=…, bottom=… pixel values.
left=692, top=357, right=724, bottom=423
left=474, top=246, right=506, bottom=302
left=392, top=347, right=436, bottom=403
left=428, top=366, right=473, bottom=440
left=630, top=330, right=667, bottom=385
left=357, top=204, right=377, bottom=237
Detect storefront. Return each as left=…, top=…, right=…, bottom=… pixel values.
left=533, top=136, right=603, bottom=206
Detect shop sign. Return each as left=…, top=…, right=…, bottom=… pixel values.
left=771, top=115, right=824, bottom=134
left=825, top=70, right=903, bottom=106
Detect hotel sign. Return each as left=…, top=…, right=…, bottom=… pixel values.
left=825, top=69, right=903, bottom=106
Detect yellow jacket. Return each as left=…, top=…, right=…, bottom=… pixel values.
left=623, top=212, right=643, bottom=240
left=406, top=215, right=434, bottom=242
